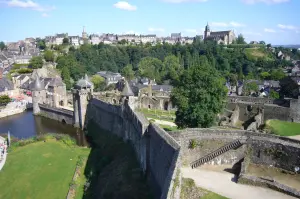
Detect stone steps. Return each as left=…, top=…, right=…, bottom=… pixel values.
left=190, top=139, right=242, bottom=169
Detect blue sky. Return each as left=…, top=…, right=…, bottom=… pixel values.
left=0, top=0, right=299, bottom=44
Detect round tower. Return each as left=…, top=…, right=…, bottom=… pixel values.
left=32, top=75, right=44, bottom=115
left=72, top=74, right=93, bottom=129
left=121, top=80, right=135, bottom=110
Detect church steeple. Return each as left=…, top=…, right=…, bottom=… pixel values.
left=204, top=22, right=211, bottom=39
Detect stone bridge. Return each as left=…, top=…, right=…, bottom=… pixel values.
left=39, top=104, right=74, bottom=125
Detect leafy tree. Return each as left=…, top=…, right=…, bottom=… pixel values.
left=0, top=41, right=6, bottom=51
left=171, top=61, right=227, bottom=128
left=270, top=69, right=285, bottom=80
left=267, top=44, right=272, bottom=48
left=36, top=39, right=46, bottom=50
left=236, top=34, right=246, bottom=44
left=91, top=75, right=105, bottom=91
left=259, top=41, right=266, bottom=45
left=162, top=55, right=183, bottom=82
left=269, top=90, right=279, bottom=99
left=43, top=50, right=55, bottom=62
left=243, top=82, right=259, bottom=96
left=63, top=38, right=69, bottom=45
left=260, top=71, right=270, bottom=80
left=17, top=68, right=33, bottom=74
left=280, top=77, right=299, bottom=98
left=121, top=64, right=135, bottom=81
left=69, top=46, right=76, bottom=52
left=29, top=56, right=43, bottom=69
left=138, top=57, right=163, bottom=82
left=61, top=66, right=72, bottom=90
left=0, top=95, right=11, bottom=106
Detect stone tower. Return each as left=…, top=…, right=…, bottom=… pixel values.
left=72, top=74, right=93, bottom=129
left=121, top=80, right=135, bottom=110
left=204, top=22, right=211, bottom=39
left=82, top=26, right=88, bottom=44
left=32, top=74, right=45, bottom=115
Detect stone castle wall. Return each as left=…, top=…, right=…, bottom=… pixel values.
left=170, top=128, right=300, bottom=172
left=85, top=98, right=181, bottom=199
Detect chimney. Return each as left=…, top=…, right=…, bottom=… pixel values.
left=0, top=68, right=3, bottom=79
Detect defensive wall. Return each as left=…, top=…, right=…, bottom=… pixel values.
left=84, top=98, right=182, bottom=199
left=169, top=128, right=300, bottom=172
left=38, top=104, right=74, bottom=125
left=227, top=96, right=300, bottom=122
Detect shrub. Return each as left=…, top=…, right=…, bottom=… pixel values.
left=189, top=139, right=198, bottom=149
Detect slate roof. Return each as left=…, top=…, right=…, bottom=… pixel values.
left=152, top=85, right=173, bottom=92
left=121, top=80, right=134, bottom=96
left=0, top=77, right=14, bottom=92
left=75, top=74, right=93, bottom=89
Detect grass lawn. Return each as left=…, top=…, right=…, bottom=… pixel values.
left=265, top=120, right=300, bottom=136
left=138, top=108, right=176, bottom=122
left=0, top=140, right=90, bottom=199
left=244, top=48, right=274, bottom=61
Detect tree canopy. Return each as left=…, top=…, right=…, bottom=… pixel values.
left=0, top=95, right=11, bottom=106
left=171, top=56, right=227, bottom=128
left=44, top=50, right=55, bottom=62
left=29, top=56, right=43, bottom=69
left=91, top=75, right=105, bottom=91
left=0, top=41, right=6, bottom=51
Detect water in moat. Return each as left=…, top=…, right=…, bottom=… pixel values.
left=0, top=110, right=87, bottom=146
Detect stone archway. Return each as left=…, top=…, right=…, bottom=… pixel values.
left=59, top=100, right=64, bottom=107
left=112, top=99, right=117, bottom=104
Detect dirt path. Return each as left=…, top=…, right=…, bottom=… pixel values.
left=181, top=167, right=297, bottom=199
left=147, top=118, right=177, bottom=127
left=289, top=135, right=300, bottom=141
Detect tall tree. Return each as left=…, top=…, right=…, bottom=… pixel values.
left=162, top=55, right=183, bottom=82
left=63, top=38, right=69, bottom=45
left=29, top=56, right=43, bottom=69
left=61, top=66, right=72, bottom=90
left=43, top=50, right=55, bottom=62
left=171, top=61, right=227, bottom=128
left=91, top=75, right=105, bottom=91
left=121, top=64, right=135, bottom=81
left=0, top=41, right=6, bottom=51
left=138, top=57, right=163, bottom=81
left=236, top=34, right=246, bottom=44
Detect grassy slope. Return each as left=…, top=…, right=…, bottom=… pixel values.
left=244, top=48, right=274, bottom=61
left=181, top=178, right=228, bottom=199
left=266, top=120, right=300, bottom=136
left=0, top=140, right=89, bottom=199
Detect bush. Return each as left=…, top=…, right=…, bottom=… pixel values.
left=189, top=139, right=198, bottom=149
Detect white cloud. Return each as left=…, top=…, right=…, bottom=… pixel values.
left=41, top=13, right=49, bottom=17
left=113, top=1, right=137, bottom=11
left=6, top=0, right=55, bottom=12
left=277, top=24, right=298, bottom=30
left=264, top=28, right=276, bottom=33
left=163, top=0, right=208, bottom=3
left=148, top=27, right=165, bottom=32
left=242, top=0, right=289, bottom=4
left=211, top=21, right=246, bottom=28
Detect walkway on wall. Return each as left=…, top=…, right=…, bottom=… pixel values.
left=182, top=167, right=297, bottom=199
left=190, top=139, right=243, bottom=169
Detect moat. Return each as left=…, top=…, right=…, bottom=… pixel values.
left=0, top=110, right=86, bottom=145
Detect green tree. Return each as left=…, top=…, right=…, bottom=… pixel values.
left=138, top=57, right=163, bottom=82
left=270, top=69, right=285, bottom=80
left=121, top=64, right=135, bottom=81
left=61, top=66, right=72, bottom=90
left=259, top=41, right=266, bottom=45
left=63, top=38, right=69, bottom=45
left=280, top=77, right=299, bottom=98
left=91, top=75, right=105, bottom=91
left=269, top=90, right=279, bottom=99
left=0, top=95, right=11, bottom=105
left=243, top=82, right=259, bottom=96
left=43, top=50, right=55, bottom=62
left=236, top=34, right=246, bottom=44
left=171, top=61, right=227, bottom=128
left=162, top=55, right=183, bottom=82
left=260, top=71, right=270, bottom=80
left=0, top=41, right=6, bottom=51
left=29, top=56, right=43, bottom=69
left=37, top=39, right=46, bottom=50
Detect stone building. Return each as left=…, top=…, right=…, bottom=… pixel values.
left=204, top=23, right=235, bottom=45
left=97, top=71, right=123, bottom=85
left=69, top=36, right=80, bottom=46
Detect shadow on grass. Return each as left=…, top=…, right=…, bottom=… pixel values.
left=82, top=120, right=153, bottom=199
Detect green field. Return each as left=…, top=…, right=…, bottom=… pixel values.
left=0, top=140, right=90, bottom=199
left=138, top=108, right=176, bottom=122
left=266, top=120, right=300, bottom=136
left=244, top=48, right=274, bottom=61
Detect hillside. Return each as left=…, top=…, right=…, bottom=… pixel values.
left=244, top=48, right=274, bottom=61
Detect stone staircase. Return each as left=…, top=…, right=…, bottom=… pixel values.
left=190, top=139, right=243, bottom=169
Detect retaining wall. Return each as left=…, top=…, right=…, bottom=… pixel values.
left=85, top=98, right=181, bottom=199
left=39, top=104, right=74, bottom=125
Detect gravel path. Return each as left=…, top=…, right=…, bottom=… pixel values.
left=182, top=167, right=297, bottom=199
